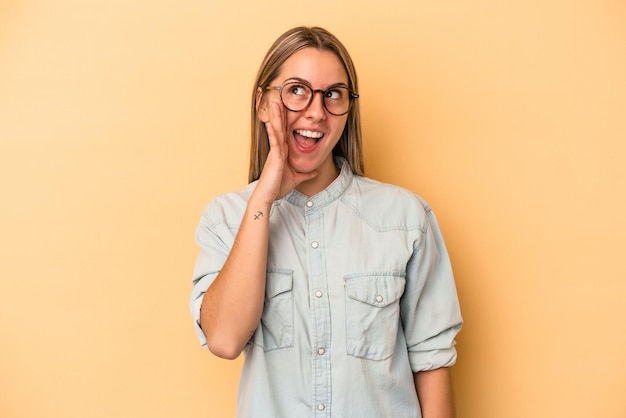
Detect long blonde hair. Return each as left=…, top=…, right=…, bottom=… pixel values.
left=248, top=26, right=363, bottom=183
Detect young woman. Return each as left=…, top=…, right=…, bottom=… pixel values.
left=190, top=26, right=463, bottom=418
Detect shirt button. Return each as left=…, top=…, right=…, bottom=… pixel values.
left=317, top=404, right=325, bottom=411
left=315, top=290, right=323, bottom=298
left=306, top=201, right=314, bottom=207
left=375, top=295, right=383, bottom=303
left=318, top=348, right=325, bottom=355
left=311, top=241, right=319, bottom=249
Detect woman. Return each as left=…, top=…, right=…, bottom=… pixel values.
left=190, top=26, right=463, bottom=418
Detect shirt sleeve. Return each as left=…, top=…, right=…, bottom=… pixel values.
left=400, top=201, right=463, bottom=372
left=189, top=205, right=236, bottom=349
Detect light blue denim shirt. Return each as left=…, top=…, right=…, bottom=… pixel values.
left=190, top=158, right=462, bottom=418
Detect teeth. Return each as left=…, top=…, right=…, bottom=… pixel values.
left=295, top=129, right=323, bottom=139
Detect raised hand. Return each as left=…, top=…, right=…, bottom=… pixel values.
left=254, top=99, right=317, bottom=205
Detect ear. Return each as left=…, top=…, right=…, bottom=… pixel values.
left=255, top=87, right=269, bottom=123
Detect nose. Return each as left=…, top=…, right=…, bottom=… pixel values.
left=304, top=90, right=327, bottom=121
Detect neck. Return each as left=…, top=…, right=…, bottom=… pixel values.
left=295, top=161, right=340, bottom=197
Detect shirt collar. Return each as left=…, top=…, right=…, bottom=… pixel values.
left=282, top=157, right=353, bottom=208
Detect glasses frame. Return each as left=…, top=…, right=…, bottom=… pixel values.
left=266, top=81, right=359, bottom=116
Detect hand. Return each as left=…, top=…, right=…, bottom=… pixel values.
left=253, top=99, right=317, bottom=205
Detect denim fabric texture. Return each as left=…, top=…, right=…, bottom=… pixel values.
left=190, top=158, right=463, bottom=418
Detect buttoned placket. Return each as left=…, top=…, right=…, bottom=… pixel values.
left=304, top=199, right=331, bottom=417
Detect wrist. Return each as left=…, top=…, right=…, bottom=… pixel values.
left=246, top=195, right=273, bottom=219
left=249, top=187, right=278, bottom=210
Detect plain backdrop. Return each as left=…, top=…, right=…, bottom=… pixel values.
left=1, top=0, right=625, bottom=417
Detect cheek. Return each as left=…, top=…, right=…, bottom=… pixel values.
left=331, top=117, right=349, bottom=138
left=284, top=112, right=301, bottom=132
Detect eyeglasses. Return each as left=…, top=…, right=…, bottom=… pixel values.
left=266, top=81, right=359, bottom=116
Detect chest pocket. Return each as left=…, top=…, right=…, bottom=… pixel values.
left=257, top=270, right=294, bottom=352
left=344, top=273, right=406, bottom=360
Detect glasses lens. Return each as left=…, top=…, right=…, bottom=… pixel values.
left=280, top=82, right=353, bottom=115
left=323, top=86, right=350, bottom=116
left=281, top=82, right=312, bottom=112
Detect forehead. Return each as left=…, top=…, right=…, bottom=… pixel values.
left=275, top=47, right=348, bottom=86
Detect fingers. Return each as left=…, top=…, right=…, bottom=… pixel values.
left=266, top=99, right=286, bottom=150
left=265, top=120, right=277, bottom=150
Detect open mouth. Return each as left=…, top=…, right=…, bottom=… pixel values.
left=294, top=129, right=324, bottom=149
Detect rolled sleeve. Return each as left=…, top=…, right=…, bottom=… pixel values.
left=189, top=205, right=237, bottom=349
left=190, top=270, right=218, bottom=349
left=401, top=203, right=463, bottom=372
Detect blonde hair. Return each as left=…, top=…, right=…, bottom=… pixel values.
left=248, top=26, right=363, bottom=183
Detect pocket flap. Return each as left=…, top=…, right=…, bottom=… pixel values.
left=345, top=274, right=406, bottom=307
left=265, top=270, right=294, bottom=300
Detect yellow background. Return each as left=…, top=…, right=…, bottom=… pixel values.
left=1, top=0, right=625, bottom=417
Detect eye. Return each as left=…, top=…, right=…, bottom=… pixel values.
left=287, top=83, right=309, bottom=96
left=324, top=88, right=345, bottom=101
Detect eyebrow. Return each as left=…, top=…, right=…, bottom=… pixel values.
left=283, top=77, right=349, bottom=89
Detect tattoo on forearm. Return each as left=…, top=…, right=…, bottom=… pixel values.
left=253, top=211, right=263, bottom=220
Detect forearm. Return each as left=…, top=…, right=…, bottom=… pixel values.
left=414, top=368, right=456, bottom=418
left=199, top=195, right=272, bottom=359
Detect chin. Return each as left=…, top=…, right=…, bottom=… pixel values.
left=288, top=156, right=319, bottom=174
